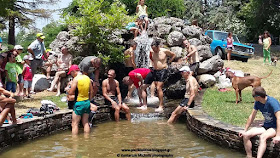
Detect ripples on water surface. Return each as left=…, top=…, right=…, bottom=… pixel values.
left=1, top=118, right=244, bottom=158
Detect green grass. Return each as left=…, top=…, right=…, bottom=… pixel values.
left=40, top=94, right=68, bottom=109
left=202, top=87, right=264, bottom=127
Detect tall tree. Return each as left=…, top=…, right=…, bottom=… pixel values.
left=1, top=0, right=57, bottom=45
left=239, top=0, right=280, bottom=42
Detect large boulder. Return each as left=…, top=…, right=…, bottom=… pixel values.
left=197, top=45, right=213, bottom=61
left=170, top=47, right=183, bottom=58
left=167, top=31, right=185, bottom=46
left=200, top=35, right=213, bottom=45
left=182, top=26, right=201, bottom=38
left=198, top=55, right=224, bottom=74
left=157, top=24, right=172, bottom=37
left=197, top=74, right=216, bottom=88
left=31, top=74, right=50, bottom=92
left=189, top=38, right=202, bottom=46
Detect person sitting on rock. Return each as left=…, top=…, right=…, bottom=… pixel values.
left=102, top=69, right=130, bottom=122
left=167, top=66, right=199, bottom=123
left=48, top=46, right=72, bottom=96
left=136, top=0, right=149, bottom=31
left=125, top=19, right=143, bottom=39
left=182, top=40, right=199, bottom=77
left=0, top=87, right=18, bottom=126
left=79, top=56, right=101, bottom=97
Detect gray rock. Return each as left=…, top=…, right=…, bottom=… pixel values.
left=157, top=24, right=172, bottom=37
left=182, top=26, right=201, bottom=38
left=170, top=47, right=183, bottom=58
left=197, top=45, right=213, bottom=61
left=200, top=35, right=213, bottom=45
left=31, top=74, right=50, bottom=92
left=197, top=74, right=216, bottom=88
left=171, top=26, right=182, bottom=32
left=189, top=38, right=202, bottom=46
left=167, top=31, right=185, bottom=46
left=198, top=55, right=224, bottom=74
left=56, top=31, right=70, bottom=42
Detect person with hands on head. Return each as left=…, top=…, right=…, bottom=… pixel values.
left=239, top=86, right=280, bottom=158
left=102, top=69, right=130, bottom=122
left=167, top=66, right=199, bottom=124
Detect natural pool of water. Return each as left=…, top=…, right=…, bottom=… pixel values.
left=1, top=117, right=244, bottom=158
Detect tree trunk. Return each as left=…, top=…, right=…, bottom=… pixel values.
left=8, top=16, right=15, bottom=45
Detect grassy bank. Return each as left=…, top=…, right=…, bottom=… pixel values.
left=16, top=91, right=67, bottom=115
left=202, top=58, right=280, bottom=127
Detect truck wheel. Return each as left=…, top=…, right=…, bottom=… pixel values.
left=242, top=58, right=248, bottom=62
left=215, top=48, right=225, bottom=59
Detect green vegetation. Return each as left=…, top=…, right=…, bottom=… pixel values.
left=42, top=22, right=68, bottom=48
left=202, top=87, right=263, bottom=127
left=63, top=0, right=134, bottom=64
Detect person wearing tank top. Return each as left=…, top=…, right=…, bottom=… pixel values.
left=136, top=0, right=149, bottom=31
left=226, top=32, right=234, bottom=61
left=68, top=65, right=93, bottom=135
left=261, top=31, right=272, bottom=64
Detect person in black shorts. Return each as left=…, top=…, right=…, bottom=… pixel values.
left=140, top=38, right=176, bottom=112
left=167, top=66, right=199, bottom=124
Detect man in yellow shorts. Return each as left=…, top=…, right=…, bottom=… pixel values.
left=68, top=65, right=93, bottom=135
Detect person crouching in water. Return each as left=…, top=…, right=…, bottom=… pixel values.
left=102, top=69, right=131, bottom=122
left=68, top=65, right=93, bottom=135
left=22, top=55, right=33, bottom=98
left=167, top=66, right=199, bottom=123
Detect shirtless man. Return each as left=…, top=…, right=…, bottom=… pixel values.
left=167, top=66, right=199, bottom=123
left=0, top=87, right=17, bottom=126
left=141, top=38, right=176, bottom=112
left=102, top=69, right=130, bottom=122
left=79, top=56, right=101, bottom=96
left=48, top=47, right=72, bottom=96
left=182, top=40, right=200, bottom=76
left=124, top=40, right=137, bottom=99
left=68, top=65, right=93, bottom=135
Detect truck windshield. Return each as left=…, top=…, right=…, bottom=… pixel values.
left=214, top=32, right=240, bottom=43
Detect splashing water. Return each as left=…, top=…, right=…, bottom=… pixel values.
left=134, top=31, right=153, bottom=68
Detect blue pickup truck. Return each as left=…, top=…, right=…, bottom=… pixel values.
left=205, top=30, right=254, bottom=62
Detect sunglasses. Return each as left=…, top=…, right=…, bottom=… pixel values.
left=252, top=95, right=260, bottom=98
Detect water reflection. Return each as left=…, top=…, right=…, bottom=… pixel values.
left=1, top=119, right=244, bottom=158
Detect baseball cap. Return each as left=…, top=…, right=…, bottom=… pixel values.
left=23, top=55, right=33, bottom=61
left=14, top=45, right=23, bottom=50
left=68, top=65, right=80, bottom=75
left=179, top=66, right=191, bottom=72
left=36, top=33, right=45, bottom=39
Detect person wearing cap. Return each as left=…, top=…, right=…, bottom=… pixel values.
left=239, top=87, right=280, bottom=158
left=78, top=56, right=101, bottom=96
left=68, top=65, right=93, bottom=135
left=13, top=45, right=26, bottom=96
left=47, top=46, right=72, bottom=96
left=22, top=55, right=33, bottom=98
left=27, top=33, right=48, bottom=76
left=122, top=68, right=151, bottom=109
left=167, top=66, right=199, bottom=123
left=182, top=39, right=199, bottom=77
left=140, top=38, right=176, bottom=112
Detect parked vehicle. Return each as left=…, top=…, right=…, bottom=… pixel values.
left=205, top=30, right=254, bottom=62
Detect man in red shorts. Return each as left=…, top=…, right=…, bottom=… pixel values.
left=122, top=68, right=151, bottom=110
